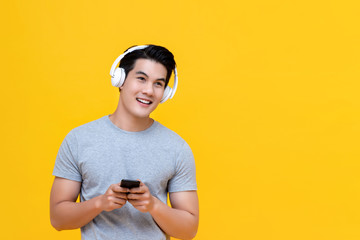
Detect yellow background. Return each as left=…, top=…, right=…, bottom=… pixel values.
left=1, top=0, right=359, bottom=239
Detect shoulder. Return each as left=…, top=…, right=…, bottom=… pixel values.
left=72, top=116, right=108, bottom=132
left=65, top=116, right=109, bottom=141
left=152, top=121, right=192, bottom=154
left=153, top=121, right=187, bottom=145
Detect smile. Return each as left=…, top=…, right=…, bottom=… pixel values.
left=136, top=98, right=152, bottom=105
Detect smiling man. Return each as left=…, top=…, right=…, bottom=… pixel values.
left=50, top=45, right=199, bottom=240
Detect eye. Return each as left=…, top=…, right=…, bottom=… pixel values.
left=137, top=77, right=146, bottom=81
left=155, top=82, right=164, bottom=87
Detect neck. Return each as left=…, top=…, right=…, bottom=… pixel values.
left=109, top=100, right=154, bottom=132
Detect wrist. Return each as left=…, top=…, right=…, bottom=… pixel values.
left=94, top=195, right=104, bottom=211
left=149, top=196, right=161, bottom=215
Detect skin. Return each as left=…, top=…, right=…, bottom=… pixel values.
left=50, top=59, right=199, bottom=239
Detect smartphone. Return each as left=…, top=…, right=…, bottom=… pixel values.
left=120, top=179, right=140, bottom=189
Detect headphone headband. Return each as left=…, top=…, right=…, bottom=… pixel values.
left=109, top=45, right=149, bottom=77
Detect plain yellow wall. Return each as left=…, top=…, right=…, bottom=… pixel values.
left=1, top=0, right=360, bottom=239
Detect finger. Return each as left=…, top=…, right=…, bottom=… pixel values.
left=128, top=199, right=144, bottom=206
left=128, top=188, right=141, bottom=194
left=129, top=184, right=147, bottom=194
left=137, top=179, right=146, bottom=188
left=113, top=192, right=128, bottom=200
left=127, top=193, right=142, bottom=200
left=109, top=196, right=127, bottom=206
left=112, top=184, right=129, bottom=193
left=128, top=200, right=149, bottom=213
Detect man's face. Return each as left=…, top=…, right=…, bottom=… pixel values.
left=119, top=58, right=167, bottom=119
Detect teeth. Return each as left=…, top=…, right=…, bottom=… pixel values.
left=137, top=98, right=151, bottom=104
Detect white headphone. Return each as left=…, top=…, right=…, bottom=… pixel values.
left=109, top=45, right=178, bottom=103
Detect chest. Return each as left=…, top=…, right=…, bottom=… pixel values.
left=77, top=140, right=177, bottom=200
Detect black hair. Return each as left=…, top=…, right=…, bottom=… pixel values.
left=119, top=45, right=176, bottom=88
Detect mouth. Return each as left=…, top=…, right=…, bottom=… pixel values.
left=136, top=98, right=153, bottom=105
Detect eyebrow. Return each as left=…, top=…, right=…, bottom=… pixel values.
left=135, top=71, right=166, bottom=82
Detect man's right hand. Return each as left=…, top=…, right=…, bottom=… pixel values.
left=98, top=183, right=129, bottom=211
left=50, top=178, right=131, bottom=230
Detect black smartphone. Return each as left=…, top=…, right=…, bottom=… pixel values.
left=120, top=179, right=140, bottom=189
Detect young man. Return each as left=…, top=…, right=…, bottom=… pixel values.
left=50, top=45, right=199, bottom=240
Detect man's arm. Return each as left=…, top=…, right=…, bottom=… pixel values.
left=50, top=177, right=128, bottom=231
left=152, top=191, right=199, bottom=240
left=127, top=181, right=199, bottom=240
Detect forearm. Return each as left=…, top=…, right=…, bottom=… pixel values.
left=50, top=195, right=103, bottom=231
left=149, top=197, right=199, bottom=240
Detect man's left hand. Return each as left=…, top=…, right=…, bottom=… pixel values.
left=127, top=180, right=155, bottom=213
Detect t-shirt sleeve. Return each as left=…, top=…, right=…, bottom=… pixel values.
left=168, top=141, right=197, bottom=192
left=52, top=131, right=82, bottom=182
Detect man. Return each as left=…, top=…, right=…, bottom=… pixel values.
left=50, top=45, right=199, bottom=240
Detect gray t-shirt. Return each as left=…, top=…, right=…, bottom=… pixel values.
left=53, top=116, right=197, bottom=240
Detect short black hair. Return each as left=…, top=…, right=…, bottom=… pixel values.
left=119, top=45, right=176, bottom=88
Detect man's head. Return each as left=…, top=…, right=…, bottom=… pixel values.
left=119, top=45, right=176, bottom=88
left=110, top=45, right=177, bottom=119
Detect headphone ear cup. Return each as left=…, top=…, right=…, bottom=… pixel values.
left=111, top=68, right=126, bottom=87
left=161, top=86, right=172, bottom=103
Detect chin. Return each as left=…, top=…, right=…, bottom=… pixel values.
left=132, top=110, right=152, bottom=119
left=137, top=106, right=158, bottom=117
left=129, top=102, right=159, bottom=119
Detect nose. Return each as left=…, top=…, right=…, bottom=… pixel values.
left=142, top=81, right=154, bottom=96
